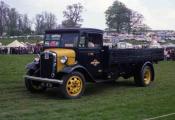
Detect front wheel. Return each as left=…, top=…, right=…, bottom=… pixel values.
left=60, top=71, right=85, bottom=99
left=134, top=65, right=154, bottom=87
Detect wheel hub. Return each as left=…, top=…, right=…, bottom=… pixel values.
left=144, top=68, right=151, bottom=85
left=66, top=76, right=82, bottom=96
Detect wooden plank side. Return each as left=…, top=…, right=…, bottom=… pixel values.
left=109, top=48, right=164, bottom=65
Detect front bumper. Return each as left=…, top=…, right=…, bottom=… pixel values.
left=24, top=75, right=63, bottom=84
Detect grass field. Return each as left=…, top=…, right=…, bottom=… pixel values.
left=0, top=55, right=175, bottom=120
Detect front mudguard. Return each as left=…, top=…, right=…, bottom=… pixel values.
left=62, top=65, right=88, bottom=74
left=61, top=64, right=95, bottom=82
left=26, top=61, right=39, bottom=71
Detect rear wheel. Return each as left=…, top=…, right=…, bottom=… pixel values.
left=60, top=71, right=85, bottom=99
left=134, top=65, right=154, bottom=87
left=25, top=70, right=46, bottom=93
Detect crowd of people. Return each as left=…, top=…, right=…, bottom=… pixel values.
left=0, top=41, right=175, bottom=61
left=0, top=47, right=8, bottom=54
left=164, top=47, right=175, bottom=60
left=0, top=45, right=43, bottom=54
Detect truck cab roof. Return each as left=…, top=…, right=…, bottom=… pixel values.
left=45, top=28, right=103, bottom=34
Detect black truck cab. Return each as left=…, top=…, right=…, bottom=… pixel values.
left=77, top=29, right=104, bottom=79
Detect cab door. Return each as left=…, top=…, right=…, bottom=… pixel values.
left=77, top=33, right=104, bottom=78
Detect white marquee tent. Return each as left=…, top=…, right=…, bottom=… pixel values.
left=6, top=40, right=26, bottom=48
left=0, top=42, right=6, bottom=48
left=117, top=42, right=134, bottom=49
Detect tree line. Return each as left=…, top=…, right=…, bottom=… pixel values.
left=0, top=1, right=32, bottom=36
left=0, top=0, right=149, bottom=36
left=0, top=1, right=83, bottom=36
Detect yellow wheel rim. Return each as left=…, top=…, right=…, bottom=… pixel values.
left=66, top=76, right=83, bottom=96
left=144, top=67, right=151, bottom=85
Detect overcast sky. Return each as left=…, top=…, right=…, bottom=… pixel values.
left=3, top=0, right=175, bottom=30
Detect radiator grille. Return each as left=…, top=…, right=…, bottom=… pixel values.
left=40, top=52, right=54, bottom=78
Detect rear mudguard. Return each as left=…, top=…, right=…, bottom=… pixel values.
left=61, top=64, right=95, bottom=82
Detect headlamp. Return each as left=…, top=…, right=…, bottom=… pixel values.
left=34, top=54, right=40, bottom=62
left=60, top=56, right=68, bottom=64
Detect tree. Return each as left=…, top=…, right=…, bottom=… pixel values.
left=105, top=0, right=131, bottom=33
left=0, top=1, right=32, bottom=36
left=35, top=13, right=45, bottom=34
left=6, top=8, right=19, bottom=36
left=62, top=3, right=83, bottom=28
left=35, top=12, right=57, bottom=34
left=0, top=1, right=58, bottom=36
left=129, top=11, right=144, bottom=33
left=105, top=0, right=148, bottom=33
left=44, top=12, right=57, bottom=29
left=132, top=24, right=151, bottom=34
left=19, top=14, right=32, bottom=35
left=0, top=1, right=9, bottom=36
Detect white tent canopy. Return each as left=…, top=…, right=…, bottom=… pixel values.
left=117, top=42, right=133, bottom=49
left=0, top=42, right=4, bottom=48
left=39, top=41, right=44, bottom=44
left=6, top=40, right=26, bottom=48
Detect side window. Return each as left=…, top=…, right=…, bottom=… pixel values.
left=88, top=33, right=102, bottom=48
left=79, top=36, right=86, bottom=48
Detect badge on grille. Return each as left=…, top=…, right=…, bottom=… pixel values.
left=44, top=52, right=49, bottom=59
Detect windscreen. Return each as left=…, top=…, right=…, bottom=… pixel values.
left=44, top=33, right=79, bottom=48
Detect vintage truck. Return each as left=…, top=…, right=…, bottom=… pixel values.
left=24, top=28, right=164, bottom=99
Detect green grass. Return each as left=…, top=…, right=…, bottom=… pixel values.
left=0, top=55, right=175, bottom=120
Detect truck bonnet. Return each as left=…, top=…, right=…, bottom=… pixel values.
left=44, top=48, right=76, bottom=72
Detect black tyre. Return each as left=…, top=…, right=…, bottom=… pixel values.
left=25, top=70, right=46, bottom=93
left=60, top=71, right=86, bottom=99
left=134, top=65, right=154, bottom=87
